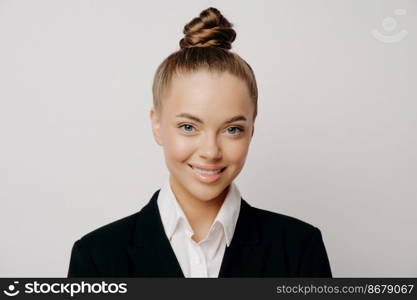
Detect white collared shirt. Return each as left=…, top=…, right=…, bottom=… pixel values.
left=157, top=179, right=242, bottom=278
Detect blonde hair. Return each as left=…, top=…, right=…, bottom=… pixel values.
left=152, top=7, right=258, bottom=120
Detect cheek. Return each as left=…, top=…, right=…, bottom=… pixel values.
left=223, top=140, right=250, bottom=166
left=164, top=130, right=194, bottom=162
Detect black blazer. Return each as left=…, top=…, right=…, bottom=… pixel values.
left=67, top=189, right=332, bottom=277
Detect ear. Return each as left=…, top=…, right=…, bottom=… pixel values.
left=150, top=107, right=163, bottom=146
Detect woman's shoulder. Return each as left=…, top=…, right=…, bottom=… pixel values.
left=247, top=203, right=322, bottom=241
left=74, top=211, right=140, bottom=250
left=244, top=203, right=332, bottom=277
left=74, top=191, right=160, bottom=248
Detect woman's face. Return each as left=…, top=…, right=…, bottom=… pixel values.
left=150, top=70, right=255, bottom=203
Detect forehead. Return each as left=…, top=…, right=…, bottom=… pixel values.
left=163, top=70, right=253, bottom=118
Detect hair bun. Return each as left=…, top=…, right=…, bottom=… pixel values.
left=179, top=7, right=236, bottom=50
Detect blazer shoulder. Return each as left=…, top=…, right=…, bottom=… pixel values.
left=76, top=210, right=140, bottom=250
left=252, top=205, right=317, bottom=229
left=249, top=204, right=320, bottom=241
left=247, top=204, right=332, bottom=277
left=68, top=210, right=143, bottom=277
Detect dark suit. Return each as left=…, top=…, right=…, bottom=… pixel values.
left=67, top=189, right=332, bottom=277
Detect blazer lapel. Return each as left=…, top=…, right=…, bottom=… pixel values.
left=218, top=199, right=266, bottom=277
left=127, top=190, right=265, bottom=277
left=127, top=189, right=185, bottom=277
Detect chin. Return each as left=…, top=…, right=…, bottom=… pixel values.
left=187, top=183, right=229, bottom=202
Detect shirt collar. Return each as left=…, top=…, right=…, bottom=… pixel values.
left=157, top=179, right=242, bottom=247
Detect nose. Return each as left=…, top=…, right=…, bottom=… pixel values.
left=199, top=132, right=222, bottom=160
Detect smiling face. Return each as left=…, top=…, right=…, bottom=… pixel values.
left=150, top=69, right=255, bottom=203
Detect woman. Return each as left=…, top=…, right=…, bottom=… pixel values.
left=67, top=7, right=332, bottom=278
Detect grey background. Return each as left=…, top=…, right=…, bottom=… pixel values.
left=0, top=0, right=416, bottom=277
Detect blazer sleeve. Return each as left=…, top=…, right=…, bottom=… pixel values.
left=298, top=227, right=332, bottom=277
left=67, top=239, right=99, bottom=277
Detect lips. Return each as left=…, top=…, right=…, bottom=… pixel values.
left=188, top=163, right=227, bottom=171
left=188, top=164, right=227, bottom=184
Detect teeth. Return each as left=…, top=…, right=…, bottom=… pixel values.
left=193, top=167, right=222, bottom=175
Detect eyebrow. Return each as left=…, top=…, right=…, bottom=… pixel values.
left=176, top=113, right=247, bottom=124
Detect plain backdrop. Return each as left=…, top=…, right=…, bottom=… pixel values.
left=0, top=0, right=416, bottom=277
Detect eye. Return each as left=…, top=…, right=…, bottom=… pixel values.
left=226, top=126, right=244, bottom=135
left=178, top=124, right=196, bottom=133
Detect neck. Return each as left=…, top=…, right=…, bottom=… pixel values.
left=169, top=176, right=229, bottom=238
